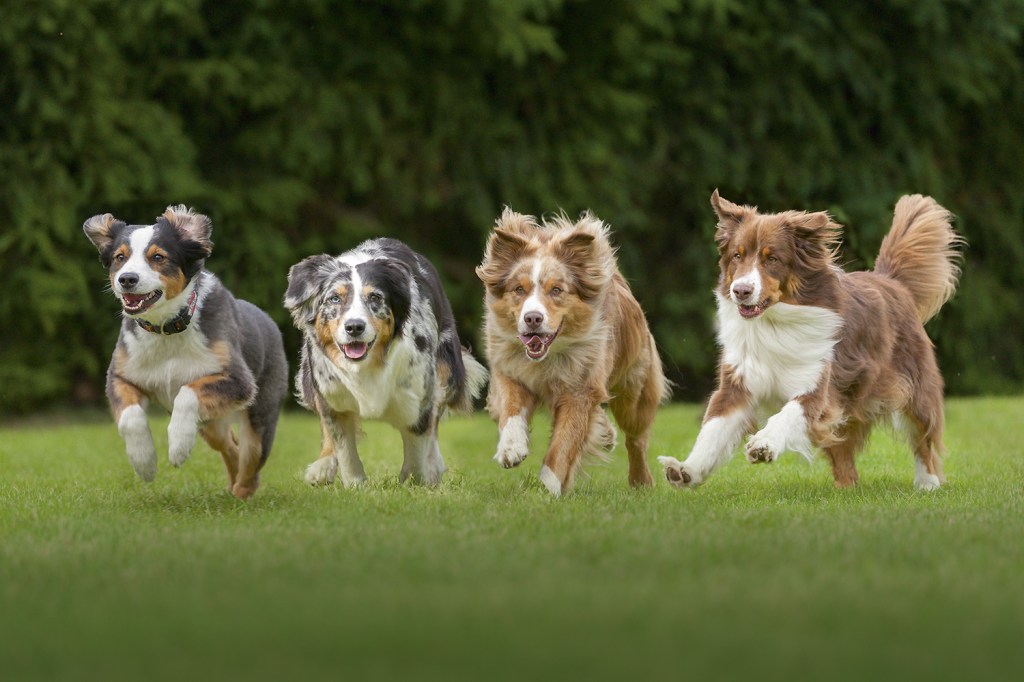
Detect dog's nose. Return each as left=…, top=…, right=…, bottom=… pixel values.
left=732, top=282, right=754, bottom=301
left=344, top=319, right=366, bottom=337
left=118, top=272, right=139, bottom=289
left=524, top=311, right=544, bottom=330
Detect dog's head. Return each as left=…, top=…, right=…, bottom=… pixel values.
left=476, top=207, right=616, bottom=361
left=83, top=205, right=212, bottom=319
left=711, top=190, right=841, bottom=319
left=285, top=254, right=411, bottom=367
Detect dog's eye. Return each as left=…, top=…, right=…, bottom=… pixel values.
left=514, top=286, right=526, bottom=295
left=732, top=252, right=741, bottom=261
left=328, top=294, right=341, bottom=304
left=151, top=253, right=164, bottom=262
left=114, top=253, right=126, bottom=263
left=367, top=292, right=384, bottom=306
left=766, top=255, right=778, bottom=264
left=550, top=286, right=562, bottom=295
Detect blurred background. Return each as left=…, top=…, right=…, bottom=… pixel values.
left=2, top=0, right=1022, bottom=416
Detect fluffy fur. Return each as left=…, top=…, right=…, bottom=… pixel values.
left=84, top=206, right=288, bottom=499
left=659, top=191, right=964, bottom=490
left=477, top=208, right=669, bottom=496
left=285, top=238, right=487, bottom=487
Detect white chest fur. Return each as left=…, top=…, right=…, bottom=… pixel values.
left=312, top=336, right=430, bottom=428
left=122, top=322, right=223, bottom=410
left=716, top=294, right=842, bottom=402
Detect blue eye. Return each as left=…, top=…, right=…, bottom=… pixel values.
left=328, top=294, right=341, bottom=304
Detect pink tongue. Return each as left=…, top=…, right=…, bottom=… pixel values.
left=344, top=342, right=368, bottom=359
left=123, top=294, right=147, bottom=306
left=519, top=334, right=544, bottom=352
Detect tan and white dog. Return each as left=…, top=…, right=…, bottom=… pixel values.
left=477, top=209, right=668, bottom=496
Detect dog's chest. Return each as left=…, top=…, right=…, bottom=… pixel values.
left=718, top=301, right=842, bottom=401
left=121, top=327, right=223, bottom=409
left=313, top=339, right=430, bottom=426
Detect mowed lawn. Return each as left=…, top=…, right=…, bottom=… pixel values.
left=1, top=396, right=1022, bottom=681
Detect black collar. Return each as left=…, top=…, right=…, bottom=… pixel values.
left=136, top=286, right=199, bottom=335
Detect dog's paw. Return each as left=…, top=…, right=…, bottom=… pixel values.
left=167, top=419, right=197, bottom=467
left=745, top=432, right=780, bottom=464
left=913, top=471, right=942, bottom=492
left=305, top=456, right=338, bottom=486
left=168, top=389, right=199, bottom=467
left=658, top=456, right=700, bottom=488
left=494, top=416, right=530, bottom=469
left=118, top=405, right=157, bottom=482
left=231, top=475, right=260, bottom=500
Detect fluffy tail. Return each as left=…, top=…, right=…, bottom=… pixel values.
left=874, top=195, right=964, bottom=322
left=450, top=349, right=489, bottom=413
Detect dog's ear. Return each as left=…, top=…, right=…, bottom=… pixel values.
left=556, top=212, right=615, bottom=301
left=789, top=211, right=842, bottom=264
left=285, top=254, right=338, bottom=326
left=162, top=205, right=213, bottom=256
left=83, top=213, right=127, bottom=258
left=372, top=259, right=413, bottom=339
left=711, top=190, right=748, bottom=252
left=476, top=209, right=535, bottom=291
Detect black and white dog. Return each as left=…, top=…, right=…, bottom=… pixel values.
left=84, top=205, right=288, bottom=499
left=285, top=238, right=487, bottom=487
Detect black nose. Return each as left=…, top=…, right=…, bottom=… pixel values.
left=344, top=319, right=366, bottom=337
left=118, top=273, right=139, bottom=289
left=732, top=282, right=754, bottom=301
left=524, top=311, right=544, bottom=330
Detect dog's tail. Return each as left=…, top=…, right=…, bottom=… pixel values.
left=449, top=348, right=489, bottom=414
left=875, top=194, right=964, bottom=322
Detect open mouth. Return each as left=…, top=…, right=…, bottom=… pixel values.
left=341, top=340, right=373, bottom=361
left=120, top=291, right=162, bottom=315
left=518, top=324, right=561, bottom=361
left=738, top=299, right=770, bottom=319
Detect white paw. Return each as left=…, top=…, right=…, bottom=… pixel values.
left=494, top=415, right=529, bottom=469
left=914, top=471, right=942, bottom=491
left=305, top=456, right=338, bottom=486
left=745, top=430, right=781, bottom=464
left=538, top=465, right=562, bottom=497
left=119, top=406, right=157, bottom=482
left=168, top=388, right=199, bottom=467
left=657, top=456, right=701, bottom=488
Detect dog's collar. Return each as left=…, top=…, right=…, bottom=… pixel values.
left=136, top=286, right=199, bottom=335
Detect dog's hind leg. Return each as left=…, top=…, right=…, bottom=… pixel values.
left=611, top=368, right=664, bottom=488
left=200, top=418, right=240, bottom=490
left=400, top=430, right=446, bottom=486
left=231, top=411, right=266, bottom=500
left=824, top=420, right=868, bottom=488
left=896, top=402, right=946, bottom=491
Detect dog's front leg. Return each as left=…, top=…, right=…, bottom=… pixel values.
left=109, top=376, right=156, bottom=482
left=539, top=393, right=600, bottom=497
left=745, top=373, right=834, bottom=465
left=488, top=372, right=536, bottom=469
left=169, top=370, right=257, bottom=468
left=659, top=374, right=754, bottom=488
left=306, top=409, right=366, bottom=487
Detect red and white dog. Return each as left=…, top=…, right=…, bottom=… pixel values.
left=659, top=191, right=963, bottom=490
left=477, top=209, right=668, bottom=496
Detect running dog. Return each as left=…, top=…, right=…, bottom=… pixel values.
left=285, top=238, right=487, bottom=487
left=84, top=206, right=288, bottom=499
left=659, top=191, right=963, bottom=490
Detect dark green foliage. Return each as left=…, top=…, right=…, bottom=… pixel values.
left=2, top=0, right=1022, bottom=413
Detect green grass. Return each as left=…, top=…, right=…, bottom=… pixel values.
left=1, top=397, right=1022, bottom=681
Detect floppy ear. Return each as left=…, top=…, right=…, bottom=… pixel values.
left=284, top=254, right=338, bottom=326
left=711, top=190, right=748, bottom=253
left=162, top=205, right=213, bottom=256
left=83, top=213, right=127, bottom=259
left=374, top=259, right=413, bottom=338
left=476, top=221, right=532, bottom=292
left=556, top=213, right=614, bottom=301
left=789, top=211, right=842, bottom=264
